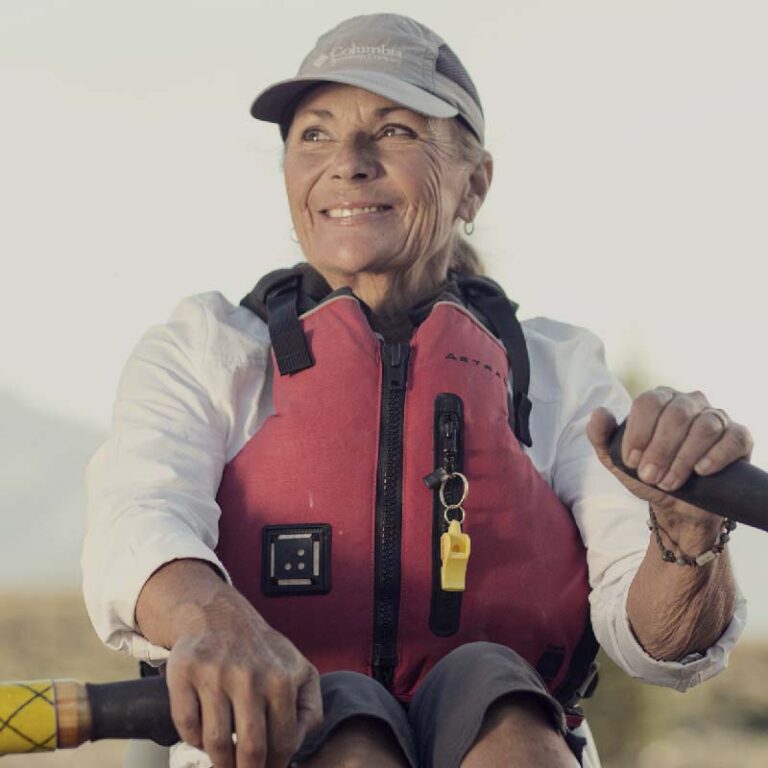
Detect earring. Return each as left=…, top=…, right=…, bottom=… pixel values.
left=290, top=227, right=299, bottom=243
left=463, top=219, right=475, bottom=236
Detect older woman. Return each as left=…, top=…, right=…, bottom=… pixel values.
left=83, top=13, right=748, bottom=768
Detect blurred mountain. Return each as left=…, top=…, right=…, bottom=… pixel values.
left=0, top=389, right=106, bottom=588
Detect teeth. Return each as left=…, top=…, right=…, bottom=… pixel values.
left=325, top=206, right=388, bottom=218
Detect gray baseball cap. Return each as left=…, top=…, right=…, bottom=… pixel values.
left=250, top=13, right=485, bottom=144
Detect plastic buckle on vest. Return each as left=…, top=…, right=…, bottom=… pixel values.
left=564, top=665, right=598, bottom=730
left=564, top=659, right=600, bottom=709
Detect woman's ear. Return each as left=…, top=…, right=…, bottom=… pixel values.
left=458, top=152, right=493, bottom=222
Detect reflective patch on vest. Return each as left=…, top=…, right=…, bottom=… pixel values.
left=262, top=524, right=331, bottom=596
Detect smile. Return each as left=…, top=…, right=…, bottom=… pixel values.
left=322, top=205, right=393, bottom=219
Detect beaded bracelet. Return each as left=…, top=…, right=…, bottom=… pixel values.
left=647, top=505, right=737, bottom=567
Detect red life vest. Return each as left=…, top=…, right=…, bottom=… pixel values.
left=216, top=270, right=596, bottom=708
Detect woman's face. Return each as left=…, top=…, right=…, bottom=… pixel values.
left=283, top=84, right=477, bottom=287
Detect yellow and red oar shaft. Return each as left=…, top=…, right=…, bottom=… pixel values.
left=0, top=677, right=177, bottom=755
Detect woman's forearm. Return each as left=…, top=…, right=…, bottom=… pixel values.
left=134, top=558, right=255, bottom=649
left=134, top=559, right=322, bottom=765
left=626, top=507, right=736, bottom=661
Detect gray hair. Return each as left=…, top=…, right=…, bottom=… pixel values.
left=440, top=117, right=487, bottom=277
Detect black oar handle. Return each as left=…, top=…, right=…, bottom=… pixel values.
left=608, top=420, right=768, bottom=533
left=86, top=677, right=178, bottom=746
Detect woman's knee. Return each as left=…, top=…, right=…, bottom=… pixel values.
left=294, top=671, right=415, bottom=767
left=483, top=691, right=563, bottom=731
left=462, top=694, right=578, bottom=768
left=297, top=715, right=410, bottom=768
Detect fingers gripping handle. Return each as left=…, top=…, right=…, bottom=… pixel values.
left=608, top=420, right=768, bottom=534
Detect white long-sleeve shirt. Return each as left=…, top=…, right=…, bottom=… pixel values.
left=82, top=290, right=746, bottom=693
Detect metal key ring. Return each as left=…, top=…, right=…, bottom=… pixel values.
left=438, top=472, right=469, bottom=509
left=444, top=505, right=466, bottom=526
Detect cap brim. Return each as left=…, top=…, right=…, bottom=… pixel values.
left=250, top=70, right=459, bottom=126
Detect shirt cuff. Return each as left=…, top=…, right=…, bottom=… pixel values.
left=92, top=528, right=232, bottom=664
left=611, top=579, right=748, bottom=692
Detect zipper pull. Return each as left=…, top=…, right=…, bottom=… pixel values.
left=423, top=466, right=449, bottom=490
left=440, top=414, right=458, bottom=459
left=423, top=413, right=460, bottom=488
left=384, top=342, right=410, bottom=389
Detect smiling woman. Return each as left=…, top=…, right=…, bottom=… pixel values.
left=81, top=12, right=750, bottom=768
left=281, top=84, right=491, bottom=316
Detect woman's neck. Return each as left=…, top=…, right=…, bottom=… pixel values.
left=313, top=257, right=450, bottom=318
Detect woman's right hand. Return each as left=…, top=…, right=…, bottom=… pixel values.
left=136, top=560, right=323, bottom=768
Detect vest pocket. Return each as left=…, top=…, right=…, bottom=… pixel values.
left=425, top=392, right=465, bottom=636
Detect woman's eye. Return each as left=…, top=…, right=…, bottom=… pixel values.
left=379, top=124, right=416, bottom=139
left=301, top=127, right=329, bottom=143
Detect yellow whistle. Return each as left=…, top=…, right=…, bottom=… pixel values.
left=440, top=519, right=471, bottom=591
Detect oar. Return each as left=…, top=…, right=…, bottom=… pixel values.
left=608, top=419, right=768, bottom=533
left=0, top=677, right=177, bottom=755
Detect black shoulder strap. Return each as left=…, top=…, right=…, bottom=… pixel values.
left=265, top=277, right=314, bottom=375
left=241, top=269, right=315, bottom=376
left=240, top=265, right=333, bottom=320
left=455, top=275, right=533, bottom=447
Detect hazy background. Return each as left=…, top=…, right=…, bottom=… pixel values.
left=2, top=0, right=766, bottom=627
left=1, top=1, right=766, bottom=765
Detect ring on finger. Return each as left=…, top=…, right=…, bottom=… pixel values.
left=701, top=407, right=729, bottom=432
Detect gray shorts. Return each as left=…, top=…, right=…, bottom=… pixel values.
left=292, top=642, right=586, bottom=768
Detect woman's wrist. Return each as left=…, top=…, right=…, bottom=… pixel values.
left=649, top=503, right=733, bottom=565
left=135, top=558, right=232, bottom=647
left=651, top=502, right=722, bottom=538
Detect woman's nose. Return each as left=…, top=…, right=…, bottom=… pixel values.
left=330, top=136, right=380, bottom=181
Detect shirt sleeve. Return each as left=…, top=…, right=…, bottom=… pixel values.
left=545, top=323, right=748, bottom=691
left=81, top=293, right=268, bottom=664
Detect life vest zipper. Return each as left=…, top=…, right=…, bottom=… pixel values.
left=428, top=393, right=465, bottom=636
left=371, top=341, right=410, bottom=690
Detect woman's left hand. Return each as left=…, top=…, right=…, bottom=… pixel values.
left=587, top=387, right=753, bottom=522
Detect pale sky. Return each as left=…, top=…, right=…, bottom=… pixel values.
left=1, top=0, right=766, bottom=632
